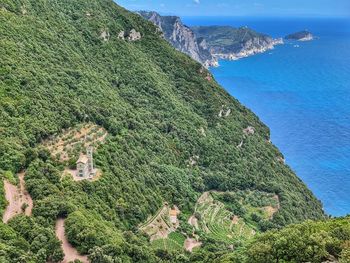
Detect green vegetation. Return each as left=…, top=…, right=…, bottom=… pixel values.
left=187, top=191, right=278, bottom=246
left=219, top=216, right=350, bottom=263
left=192, top=26, right=274, bottom=53
left=0, top=215, right=64, bottom=263
left=151, top=232, right=186, bottom=252
left=213, top=191, right=280, bottom=230
left=0, top=0, right=337, bottom=262
left=192, top=192, right=255, bottom=244
left=42, top=123, right=107, bottom=164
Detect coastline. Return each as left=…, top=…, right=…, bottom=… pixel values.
left=208, top=38, right=283, bottom=66
left=209, top=18, right=350, bottom=216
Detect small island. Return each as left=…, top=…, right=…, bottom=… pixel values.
left=285, top=30, right=314, bottom=41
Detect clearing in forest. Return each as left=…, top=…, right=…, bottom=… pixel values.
left=140, top=204, right=189, bottom=252
left=139, top=203, right=180, bottom=241
left=43, top=123, right=107, bottom=182
left=189, top=192, right=255, bottom=244
left=55, top=218, right=89, bottom=263
left=2, top=172, right=33, bottom=223
left=184, top=237, right=202, bottom=252
left=42, top=123, right=107, bottom=162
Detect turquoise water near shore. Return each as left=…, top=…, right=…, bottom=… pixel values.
left=183, top=17, right=350, bottom=216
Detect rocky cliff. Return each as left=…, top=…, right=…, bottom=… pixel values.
left=139, top=12, right=283, bottom=66
left=138, top=11, right=217, bottom=67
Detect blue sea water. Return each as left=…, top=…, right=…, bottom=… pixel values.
left=183, top=17, right=350, bottom=216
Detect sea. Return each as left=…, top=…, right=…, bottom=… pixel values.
left=183, top=16, right=350, bottom=217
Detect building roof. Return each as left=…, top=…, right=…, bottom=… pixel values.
left=77, top=155, right=88, bottom=164
left=169, top=209, right=177, bottom=216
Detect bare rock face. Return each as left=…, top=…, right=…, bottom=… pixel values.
left=188, top=155, right=199, bottom=166
left=21, top=6, right=27, bottom=15
left=243, top=126, right=255, bottom=136
left=199, top=127, right=206, bottom=137
left=139, top=12, right=282, bottom=67
left=117, top=31, right=125, bottom=40
left=218, top=105, right=231, bottom=118
left=100, top=30, right=110, bottom=41
left=138, top=11, right=215, bottom=67
left=128, top=29, right=141, bottom=41
left=277, top=157, right=286, bottom=164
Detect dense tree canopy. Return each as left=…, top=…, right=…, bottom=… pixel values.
left=0, top=0, right=335, bottom=262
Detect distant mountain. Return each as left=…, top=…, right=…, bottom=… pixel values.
left=138, top=11, right=283, bottom=66
left=285, top=30, right=314, bottom=41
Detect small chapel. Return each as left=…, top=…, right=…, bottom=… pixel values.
left=76, top=147, right=95, bottom=178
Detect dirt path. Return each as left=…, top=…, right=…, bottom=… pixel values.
left=55, top=218, right=89, bottom=263
left=184, top=238, right=202, bottom=252
left=2, top=172, right=33, bottom=223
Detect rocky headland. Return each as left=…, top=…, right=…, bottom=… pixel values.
left=138, top=11, right=283, bottom=67
left=285, top=30, right=314, bottom=41
left=137, top=11, right=217, bottom=67
left=192, top=26, right=284, bottom=61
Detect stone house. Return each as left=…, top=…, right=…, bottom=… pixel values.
left=76, top=147, right=95, bottom=178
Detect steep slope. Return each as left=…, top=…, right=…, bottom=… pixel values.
left=0, top=0, right=324, bottom=262
left=219, top=216, right=350, bottom=263
left=138, top=11, right=283, bottom=66
left=192, top=25, right=283, bottom=60
left=138, top=11, right=215, bottom=67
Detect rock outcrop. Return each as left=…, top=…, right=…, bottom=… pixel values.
left=117, top=31, right=125, bottom=40
left=100, top=30, right=110, bottom=41
left=137, top=11, right=216, bottom=67
left=128, top=29, right=141, bottom=41
left=285, top=30, right=313, bottom=41
left=243, top=126, right=255, bottom=136
left=139, top=12, right=283, bottom=67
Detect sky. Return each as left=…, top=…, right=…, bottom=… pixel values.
left=116, top=0, right=350, bottom=17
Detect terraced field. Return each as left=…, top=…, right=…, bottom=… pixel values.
left=42, top=123, right=107, bottom=162
left=194, top=192, right=255, bottom=243
left=151, top=232, right=186, bottom=252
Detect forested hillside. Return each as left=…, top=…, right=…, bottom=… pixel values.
left=0, top=0, right=329, bottom=262
left=220, top=216, right=350, bottom=263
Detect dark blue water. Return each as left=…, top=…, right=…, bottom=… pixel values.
left=183, top=17, right=350, bottom=216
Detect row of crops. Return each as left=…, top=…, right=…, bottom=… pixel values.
left=151, top=232, right=186, bottom=252
left=195, top=194, right=254, bottom=243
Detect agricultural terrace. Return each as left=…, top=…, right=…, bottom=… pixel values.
left=151, top=232, right=186, bottom=252
left=42, top=123, right=107, bottom=163
left=189, top=191, right=280, bottom=244
left=139, top=203, right=180, bottom=241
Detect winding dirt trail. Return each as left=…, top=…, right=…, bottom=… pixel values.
left=3, top=172, right=33, bottom=223
left=55, top=218, right=89, bottom=263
